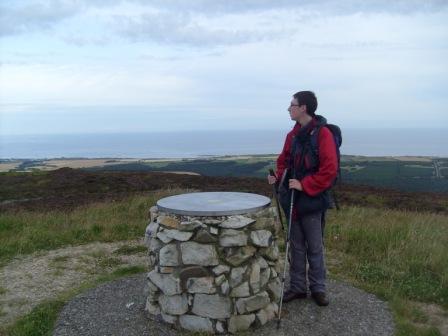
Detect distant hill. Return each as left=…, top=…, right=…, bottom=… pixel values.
left=1, top=155, right=447, bottom=194
left=1, top=168, right=447, bottom=215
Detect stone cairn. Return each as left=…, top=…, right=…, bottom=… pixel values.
left=144, top=205, right=283, bottom=334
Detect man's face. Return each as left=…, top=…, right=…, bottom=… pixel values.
left=288, top=98, right=305, bottom=121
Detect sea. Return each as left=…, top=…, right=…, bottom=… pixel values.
left=0, top=129, right=447, bottom=159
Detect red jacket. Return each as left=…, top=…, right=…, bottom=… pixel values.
left=276, top=119, right=338, bottom=196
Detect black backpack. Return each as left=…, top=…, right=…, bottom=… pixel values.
left=309, top=124, right=342, bottom=184
left=307, top=123, right=343, bottom=209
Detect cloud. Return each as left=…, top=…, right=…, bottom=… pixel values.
left=3, top=0, right=446, bottom=41
left=0, top=0, right=82, bottom=37
left=129, top=0, right=448, bottom=15
left=112, top=11, right=278, bottom=47
left=61, top=34, right=110, bottom=46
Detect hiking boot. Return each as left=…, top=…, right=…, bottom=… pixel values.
left=282, top=290, right=307, bottom=303
left=311, top=292, right=329, bottom=306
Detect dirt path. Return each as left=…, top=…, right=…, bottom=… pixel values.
left=0, top=240, right=148, bottom=327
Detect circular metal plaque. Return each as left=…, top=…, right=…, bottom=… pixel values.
left=156, top=192, right=271, bottom=216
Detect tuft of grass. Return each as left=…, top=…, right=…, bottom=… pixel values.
left=325, top=206, right=448, bottom=335
left=111, top=265, right=146, bottom=277
left=0, top=286, right=7, bottom=295
left=0, top=189, right=180, bottom=265
left=6, top=299, right=66, bottom=336
left=51, top=255, right=70, bottom=263
left=326, top=207, right=448, bottom=308
left=97, top=257, right=123, bottom=269
left=113, top=245, right=147, bottom=255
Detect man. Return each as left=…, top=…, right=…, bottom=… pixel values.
left=268, top=91, right=337, bottom=306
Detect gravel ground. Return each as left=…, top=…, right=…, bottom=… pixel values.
left=53, top=273, right=395, bottom=336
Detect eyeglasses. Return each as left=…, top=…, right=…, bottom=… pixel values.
left=289, top=104, right=300, bottom=108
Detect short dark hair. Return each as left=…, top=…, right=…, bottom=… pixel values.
left=293, top=91, right=318, bottom=116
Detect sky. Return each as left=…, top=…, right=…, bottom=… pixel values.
left=0, top=0, right=447, bottom=135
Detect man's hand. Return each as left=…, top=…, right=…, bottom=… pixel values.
left=289, top=179, right=303, bottom=191
left=267, top=175, right=277, bottom=185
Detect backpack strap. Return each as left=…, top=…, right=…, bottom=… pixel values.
left=309, top=124, right=342, bottom=186
left=290, top=134, right=312, bottom=180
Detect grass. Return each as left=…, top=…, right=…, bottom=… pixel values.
left=113, top=245, right=147, bottom=255
left=0, top=189, right=180, bottom=265
left=324, top=206, right=448, bottom=334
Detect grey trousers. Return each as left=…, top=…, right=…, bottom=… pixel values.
left=289, top=211, right=326, bottom=293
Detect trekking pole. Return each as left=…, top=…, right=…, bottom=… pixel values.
left=277, top=187, right=295, bottom=330
left=269, top=169, right=286, bottom=233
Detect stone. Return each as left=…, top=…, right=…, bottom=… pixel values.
left=210, top=227, right=219, bottom=235
left=192, top=294, right=232, bottom=319
left=159, top=294, right=188, bottom=315
left=270, top=267, right=278, bottom=278
left=248, top=206, right=274, bottom=218
left=228, top=314, right=256, bottom=334
left=158, top=266, right=174, bottom=274
left=267, top=277, right=282, bottom=301
left=145, top=298, right=160, bottom=315
left=161, top=229, right=194, bottom=242
left=156, top=230, right=174, bottom=244
left=236, top=291, right=270, bottom=314
left=157, top=215, right=180, bottom=229
left=261, top=241, right=279, bottom=261
left=186, top=277, right=216, bottom=294
left=257, top=256, right=269, bottom=269
left=179, top=266, right=210, bottom=291
left=249, top=262, right=261, bottom=293
left=146, top=291, right=160, bottom=302
left=252, top=217, right=276, bottom=232
left=250, top=230, right=273, bottom=247
left=148, top=237, right=163, bottom=253
left=148, top=254, right=157, bottom=268
left=147, top=270, right=181, bottom=295
left=179, top=315, right=214, bottom=333
left=215, top=274, right=226, bottom=286
left=274, top=260, right=283, bottom=274
left=181, top=242, right=219, bottom=266
left=219, top=229, right=248, bottom=247
left=256, top=302, right=278, bottom=326
left=168, top=229, right=194, bottom=241
left=159, top=243, right=179, bottom=267
left=145, top=222, right=159, bottom=239
left=229, top=266, right=247, bottom=287
left=260, top=268, right=271, bottom=288
left=220, top=215, right=255, bottom=229
left=230, top=281, right=250, bottom=297
left=221, top=280, right=230, bottom=295
left=212, top=264, right=230, bottom=275
left=161, top=312, right=177, bottom=324
left=203, top=218, right=222, bottom=225
left=225, top=246, right=256, bottom=267
left=194, top=229, right=218, bottom=243
left=216, top=321, right=225, bottom=333
left=146, top=279, right=159, bottom=294
left=149, top=205, right=158, bottom=222
left=179, top=220, right=204, bottom=231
